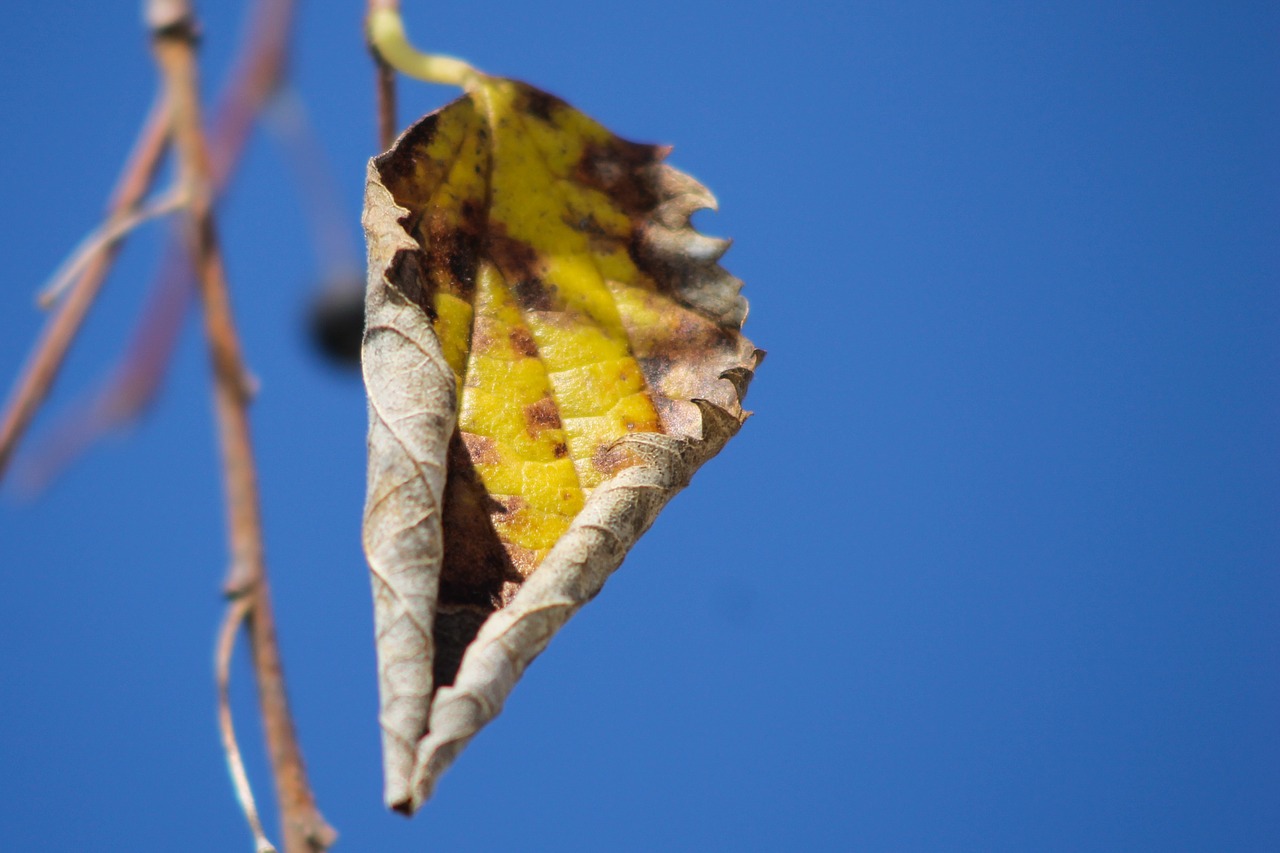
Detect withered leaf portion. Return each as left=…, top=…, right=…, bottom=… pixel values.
left=362, top=75, right=761, bottom=813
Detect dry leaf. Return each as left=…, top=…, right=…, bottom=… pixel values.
left=361, top=75, right=761, bottom=813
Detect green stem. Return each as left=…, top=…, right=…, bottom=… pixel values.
left=367, top=8, right=480, bottom=89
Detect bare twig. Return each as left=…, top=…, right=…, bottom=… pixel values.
left=367, top=0, right=400, bottom=150
left=11, top=0, right=299, bottom=492
left=38, top=187, right=187, bottom=309
left=375, top=59, right=398, bottom=150
left=0, top=97, right=170, bottom=480
left=207, top=0, right=296, bottom=185
left=217, top=597, right=278, bottom=853
left=147, top=3, right=334, bottom=851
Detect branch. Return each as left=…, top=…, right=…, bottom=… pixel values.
left=146, top=3, right=334, bottom=851
left=368, top=0, right=400, bottom=150
left=8, top=0, right=301, bottom=494
left=0, top=96, right=169, bottom=480
left=217, top=598, right=277, bottom=853
left=37, top=187, right=187, bottom=309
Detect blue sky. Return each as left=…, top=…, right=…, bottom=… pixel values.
left=1, top=2, right=1276, bottom=850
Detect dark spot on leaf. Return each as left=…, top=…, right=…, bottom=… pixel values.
left=460, top=199, right=485, bottom=232
left=523, top=397, right=562, bottom=434
left=575, top=138, right=661, bottom=216
left=485, top=227, right=541, bottom=284
left=387, top=249, right=435, bottom=318
left=510, top=277, right=555, bottom=311
left=565, top=212, right=605, bottom=236
left=520, top=86, right=564, bottom=124
left=508, top=327, right=538, bottom=357
left=375, top=112, right=440, bottom=188
left=638, top=353, right=673, bottom=387
left=415, top=207, right=484, bottom=302
left=592, top=443, right=629, bottom=476
left=461, top=431, right=500, bottom=466
left=444, top=231, right=481, bottom=300
left=553, top=442, right=568, bottom=458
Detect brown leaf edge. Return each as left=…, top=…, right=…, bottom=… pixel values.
left=362, top=164, right=456, bottom=811
left=361, top=112, right=763, bottom=813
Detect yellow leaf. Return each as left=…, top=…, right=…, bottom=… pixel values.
left=362, top=74, right=761, bottom=812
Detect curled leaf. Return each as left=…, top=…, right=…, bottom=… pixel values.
left=361, top=75, right=761, bottom=813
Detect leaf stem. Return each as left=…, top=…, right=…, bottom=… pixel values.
left=366, top=7, right=480, bottom=89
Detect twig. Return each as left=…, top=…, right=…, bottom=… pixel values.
left=38, top=187, right=187, bottom=309
left=207, top=0, right=297, bottom=185
left=375, top=58, right=398, bottom=151
left=245, top=581, right=333, bottom=850
left=0, top=96, right=169, bottom=480
left=368, top=0, right=399, bottom=150
left=217, top=597, right=278, bottom=853
left=146, top=3, right=334, bottom=852
left=11, top=0, right=301, bottom=491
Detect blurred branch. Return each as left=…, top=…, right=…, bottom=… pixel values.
left=0, top=96, right=170, bottom=480
left=37, top=188, right=187, bottom=309
left=146, top=2, right=334, bottom=852
left=263, top=89, right=361, bottom=278
left=10, top=0, right=302, bottom=492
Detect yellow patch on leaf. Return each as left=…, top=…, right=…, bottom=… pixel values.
left=375, top=75, right=755, bottom=610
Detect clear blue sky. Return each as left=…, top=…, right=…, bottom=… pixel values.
left=1, top=2, right=1276, bottom=850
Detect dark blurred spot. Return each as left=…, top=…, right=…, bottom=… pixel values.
left=306, top=275, right=365, bottom=368
left=519, top=85, right=566, bottom=124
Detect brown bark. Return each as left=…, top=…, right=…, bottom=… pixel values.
left=147, top=3, right=334, bottom=850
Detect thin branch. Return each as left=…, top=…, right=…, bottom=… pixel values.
left=11, top=0, right=308, bottom=490
left=8, top=252, right=194, bottom=496
left=217, top=597, right=278, bottom=853
left=38, top=187, right=187, bottom=309
left=207, top=0, right=297, bottom=185
left=146, top=3, right=334, bottom=851
left=0, top=96, right=170, bottom=480
left=375, top=58, right=398, bottom=151
left=368, top=0, right=399, bottom=150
